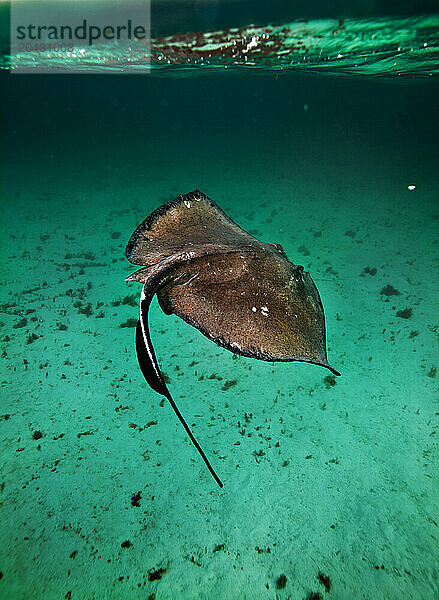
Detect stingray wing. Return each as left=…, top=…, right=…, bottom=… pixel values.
left=156, top=250, right=340, bottom=375
left=126, top=189, right=265, bottom=268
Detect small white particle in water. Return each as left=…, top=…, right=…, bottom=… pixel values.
left=407, top=184, right=416, bottom=191
left=261, top=306, right=269, bottom=317
left=184, top=200, right=191, bottom=208
left=252, top=306, right=257, bottom=313
left=303, top=103, right=309, bottom=111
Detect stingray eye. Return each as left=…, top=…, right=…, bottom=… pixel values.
left=273, top=243, right=287, bottom=257
left=294, top=264, right=305, bottom=282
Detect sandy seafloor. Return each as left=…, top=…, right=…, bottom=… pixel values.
left=0, top=72, right=438, bottom=600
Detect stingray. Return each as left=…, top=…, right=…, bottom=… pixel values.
left=125, top=190, right=340, bottom=488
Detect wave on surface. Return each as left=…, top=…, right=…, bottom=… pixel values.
left=5, top=15, right=439, bottom=77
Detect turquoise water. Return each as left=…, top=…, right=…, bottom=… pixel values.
left=1, top=3, right=439, bottom=599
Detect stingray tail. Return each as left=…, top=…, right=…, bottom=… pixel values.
left=136, top=288, right=223, bottom=488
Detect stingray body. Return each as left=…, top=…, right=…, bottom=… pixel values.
left=126, top=190, right=339, bottom=487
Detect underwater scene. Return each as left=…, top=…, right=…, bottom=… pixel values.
left=0, top=0, right=438, bottom=599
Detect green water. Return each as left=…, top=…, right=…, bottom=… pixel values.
left=0, top=2, right=438, bottom=599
